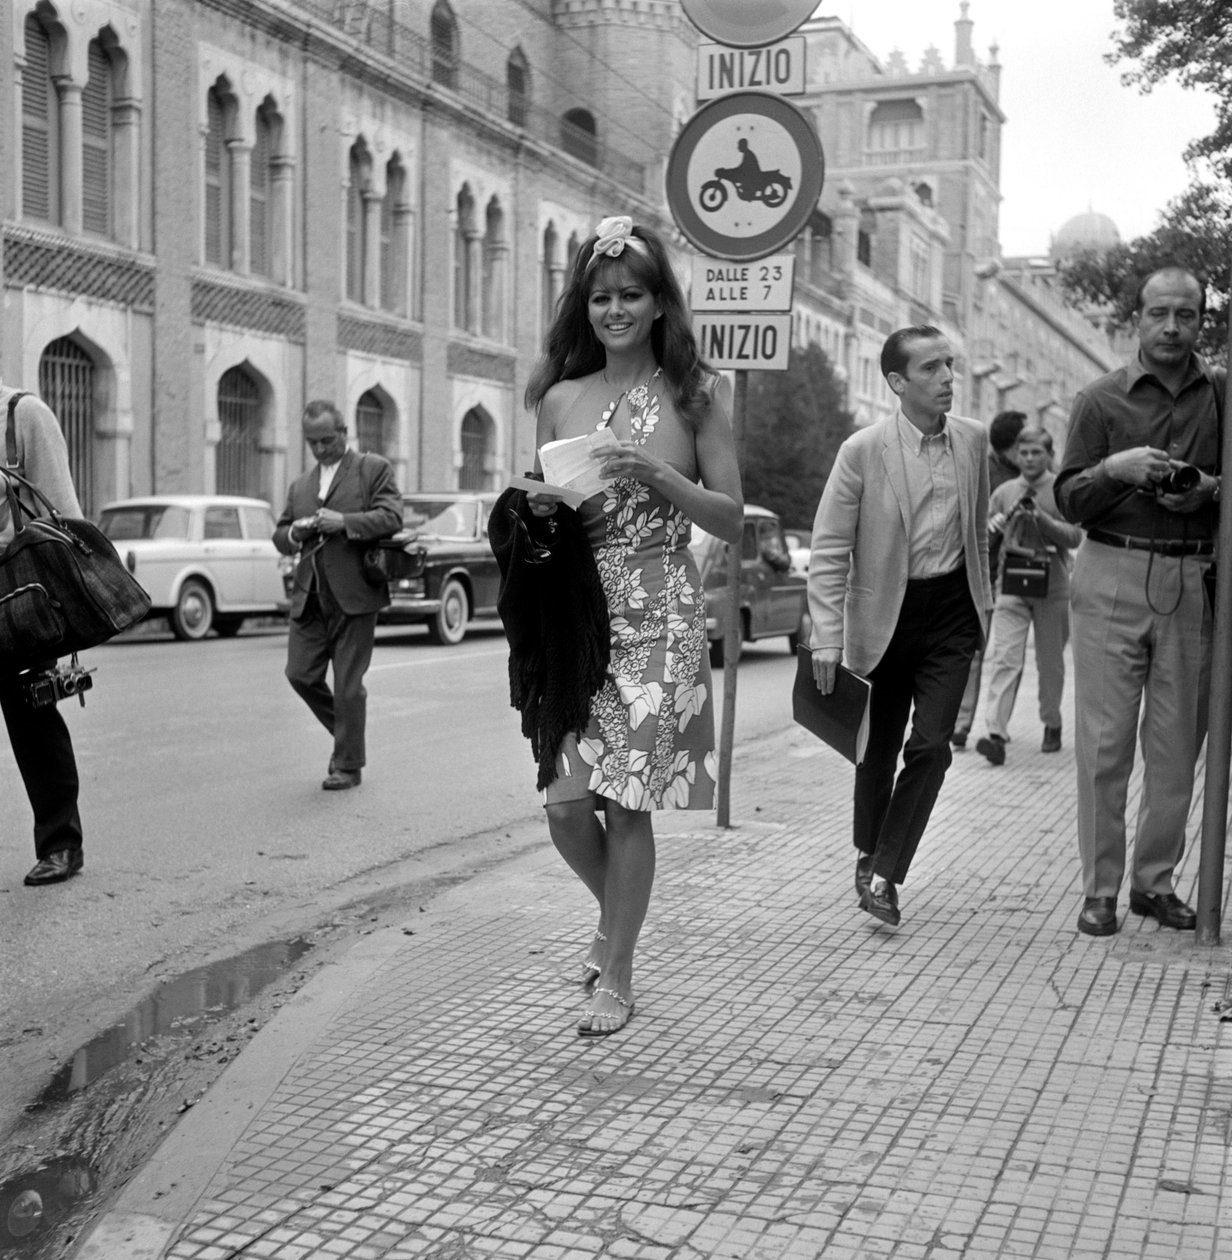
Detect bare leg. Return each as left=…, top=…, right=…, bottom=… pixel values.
left=581, top=802, right=654, bottom=1033
left=545, top=800, right=609, bottom=976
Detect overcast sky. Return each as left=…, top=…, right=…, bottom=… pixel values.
left=831, top=0, right=1217, bottom=256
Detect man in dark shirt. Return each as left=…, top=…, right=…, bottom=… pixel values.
left=1055, top=266, right=1221, bottom=937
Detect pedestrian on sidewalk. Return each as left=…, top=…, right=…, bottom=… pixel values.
left=1055, top=265, right=1221, bottom=938
left=807, top=326, right=992, bottom=927
left=523, top=215, right=742, bottom=1036
left=0, top=377, right=87, bottom=886
left=953, top=409, right=1025, bottom=749
left=274, top=400, right=402, bottom=791
left=975, top=426, right=1082, bottom=766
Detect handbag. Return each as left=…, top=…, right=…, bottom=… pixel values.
left=1000, top=553, right=1050, bottom=599
left=0, top=394, right=151, bottom=666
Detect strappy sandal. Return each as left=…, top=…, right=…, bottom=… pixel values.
left=580, top=930, right=606, bottom=990
left=577, top=986, right=635, bottom=1038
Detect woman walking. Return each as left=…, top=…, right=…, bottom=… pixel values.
left=524, top=216, right=743, bottom=1036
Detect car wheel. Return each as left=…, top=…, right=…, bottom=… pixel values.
left=170, top=578, right=214, bottom=640
left=427, top=577, right=469, bottom=645
left=214, top=617, right=243, bottom=638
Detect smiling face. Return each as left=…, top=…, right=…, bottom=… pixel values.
left=586, top=261, right=661, bottom=357
left=889, top=334, right=955, bottom=425
left=1135, top=269, right=1203, bottom=378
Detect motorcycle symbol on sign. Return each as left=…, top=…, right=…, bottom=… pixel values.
left=699, top=139, right=793, bottom=212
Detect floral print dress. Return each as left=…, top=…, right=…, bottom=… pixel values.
left=551, top=373, right=717, bottom=811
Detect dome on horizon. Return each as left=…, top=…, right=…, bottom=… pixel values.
left=1050, top=210, right=1121, bottom=261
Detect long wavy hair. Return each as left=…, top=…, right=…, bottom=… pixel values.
left=525, top=223, right=715, bottom=429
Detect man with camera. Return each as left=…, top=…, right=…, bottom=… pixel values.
left=975, top=427, right=1082, bottom=766
left=274, top=400, right=402, bottom=790
left=0, top=380, right=86, bottom=885
left=1055, top=265, right=1222, bottom=937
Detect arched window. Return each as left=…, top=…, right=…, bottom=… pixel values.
left=507, top=49, right=529, bottom=128
left=561, top=108, right=597, bottom=166
left=204, top=85, right=233, bottom=266
left=454, top=185, right=476, bottom=331
left=459, top=409, right=489, bottom=490
left=381, top=156, right=408, bottom=315
left=431, top=1, right=458, bottom=89
left=483, top=198, right=506, bottom=341
left=867, top=99, right=924, bottom=163
left=216, top=366, right=262, bottom=497
left=356, top=391, right=387, bottom=456
left=346, top=140, right=371, bottom=303
left=38, top=338, right=95, bottom=516
left=250, top=101, right=275, bottom=277
left=82, top=39, right=114, bottom=236
left=21, top=15, right=59, bottom=223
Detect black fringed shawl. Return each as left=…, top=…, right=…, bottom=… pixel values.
left=488, top=487, right=611, bottom=790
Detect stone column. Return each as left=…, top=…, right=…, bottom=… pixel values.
left=486, top=239, right=509, bottom=341
left=113, top=97, right=141, bottom=249
left=363, top=190, right=382, bottom=307
left=465, top=229, right=483, bottom=334
left=271, top=155, right=295, bottom=286
left=228, top=138, right=252, bottom=274
left=58, top=78, right=84, bottom=234
left=392, top=202, right=414, bottom=317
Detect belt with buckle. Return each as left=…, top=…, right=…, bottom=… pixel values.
left=1087, top=528, right=1214, bottom=558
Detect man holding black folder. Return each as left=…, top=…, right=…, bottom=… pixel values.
left=807, top=326, right=992, bottom=926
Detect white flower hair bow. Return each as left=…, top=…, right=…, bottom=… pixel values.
left=592, top=216, right=635, bottom=259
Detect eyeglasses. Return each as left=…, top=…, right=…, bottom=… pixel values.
left=507, top=508, right=554, bottom=565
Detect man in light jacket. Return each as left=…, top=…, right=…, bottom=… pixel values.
left=807, top=326, right=992, bottom=927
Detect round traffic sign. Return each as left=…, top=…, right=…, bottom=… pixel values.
left=681, top=0, right=817, bottom=48
left=665, top=92, right=824, bottom=262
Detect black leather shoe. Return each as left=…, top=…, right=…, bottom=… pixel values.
left=24, top=849, right=84, bottom=886
left=1128, top=890, right=1196, bottom=930
left=322, top=768, right=361, bottom=791
left=864, top=879, right=900, bottom=926
left=1077, top=896, right=1117, bottom=936
left=855, top=853, right=874, bottom=901
left=975, top=734, right=1006, bottom=766
left=1041, top=726, right=1062, bottom=753
left=951, top=728, right=968, bottom=749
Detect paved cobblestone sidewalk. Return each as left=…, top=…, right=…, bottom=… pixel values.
left=82, top=659, right=1232, bottom=1259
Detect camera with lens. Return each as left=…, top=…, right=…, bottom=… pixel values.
left=23, top=660, right=95, bottom=709
left=1155, top=463, right=1201, bottom=496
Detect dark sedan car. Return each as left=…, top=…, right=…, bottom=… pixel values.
left=377, top=492, right=500, bottom=644
left=689, top=505, right=808, bottom=665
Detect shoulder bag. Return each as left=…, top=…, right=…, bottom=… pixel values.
left=0, top=392, right=151, bottom=666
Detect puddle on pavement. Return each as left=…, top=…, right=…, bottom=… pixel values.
left=1, top=935, right=313, bottom=1254
left=31, top=935, right=313, bottom=1108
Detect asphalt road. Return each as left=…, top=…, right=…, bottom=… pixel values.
left=0, top=618, right=802, bottom=1136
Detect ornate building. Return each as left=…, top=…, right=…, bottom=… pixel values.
left=0, top=0, right=1121, bottom=516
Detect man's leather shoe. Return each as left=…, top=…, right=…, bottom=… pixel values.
left=864, top=879, right=900, bottom=926
left=951, top=728, right=968, bottom=749
left=1041, top=726, right=1062, bottom=753
left=1128, top=890, right=1196, bottom=930
left=322, top=768, right=361, bottom=791
left=975, top=734, right=1006, bottom=766
left=855, top=853, right=875, bottom=901
left=24, top=849, right=84, bottom=886
left=1077, top=896, right=1117, bottom=936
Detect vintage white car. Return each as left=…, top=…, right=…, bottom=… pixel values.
left=97, top=494, right=288, bottom=640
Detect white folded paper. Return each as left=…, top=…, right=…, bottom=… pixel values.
left=509, top=429, right=622, bottom=509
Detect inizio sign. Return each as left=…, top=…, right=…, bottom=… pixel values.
left=697, top=39, right=806, bottom=101
left=693, top=314, right=792, bottom=370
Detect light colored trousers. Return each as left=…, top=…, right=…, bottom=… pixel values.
left=982, top=592, right=1069, bottom=738
left=1070, top=541, right=1211, bottom=899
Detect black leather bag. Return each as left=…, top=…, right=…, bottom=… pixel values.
left=0, top=469, right=152, bottom=666
left=0, top=393, right=151, bottom=666
left=1000, top=553, right=1050, bottom=599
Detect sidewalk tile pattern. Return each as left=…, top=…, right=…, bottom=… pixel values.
left=158, top=657, right=1231, bottom=1258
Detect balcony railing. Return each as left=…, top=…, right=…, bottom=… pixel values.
left=291, top=0, right=648, bottom=193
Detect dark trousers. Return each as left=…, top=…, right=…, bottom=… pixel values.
left=855, top=568, right=980, bottom=885
left=285, top=578, right=377, bottom=772
left=0, top=665, right=84, bottom=859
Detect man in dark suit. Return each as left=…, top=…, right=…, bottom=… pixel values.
left=807, top=326, right=992, bottom=927
left=274, top=400, right=402, bottom=790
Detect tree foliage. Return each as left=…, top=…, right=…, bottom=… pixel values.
left=738, top=343, right=854, bottom=529
left=1110, top=2, right=1232, bottom=173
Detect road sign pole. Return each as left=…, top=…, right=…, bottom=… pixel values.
left=716, top=368, right=747, bottom=828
